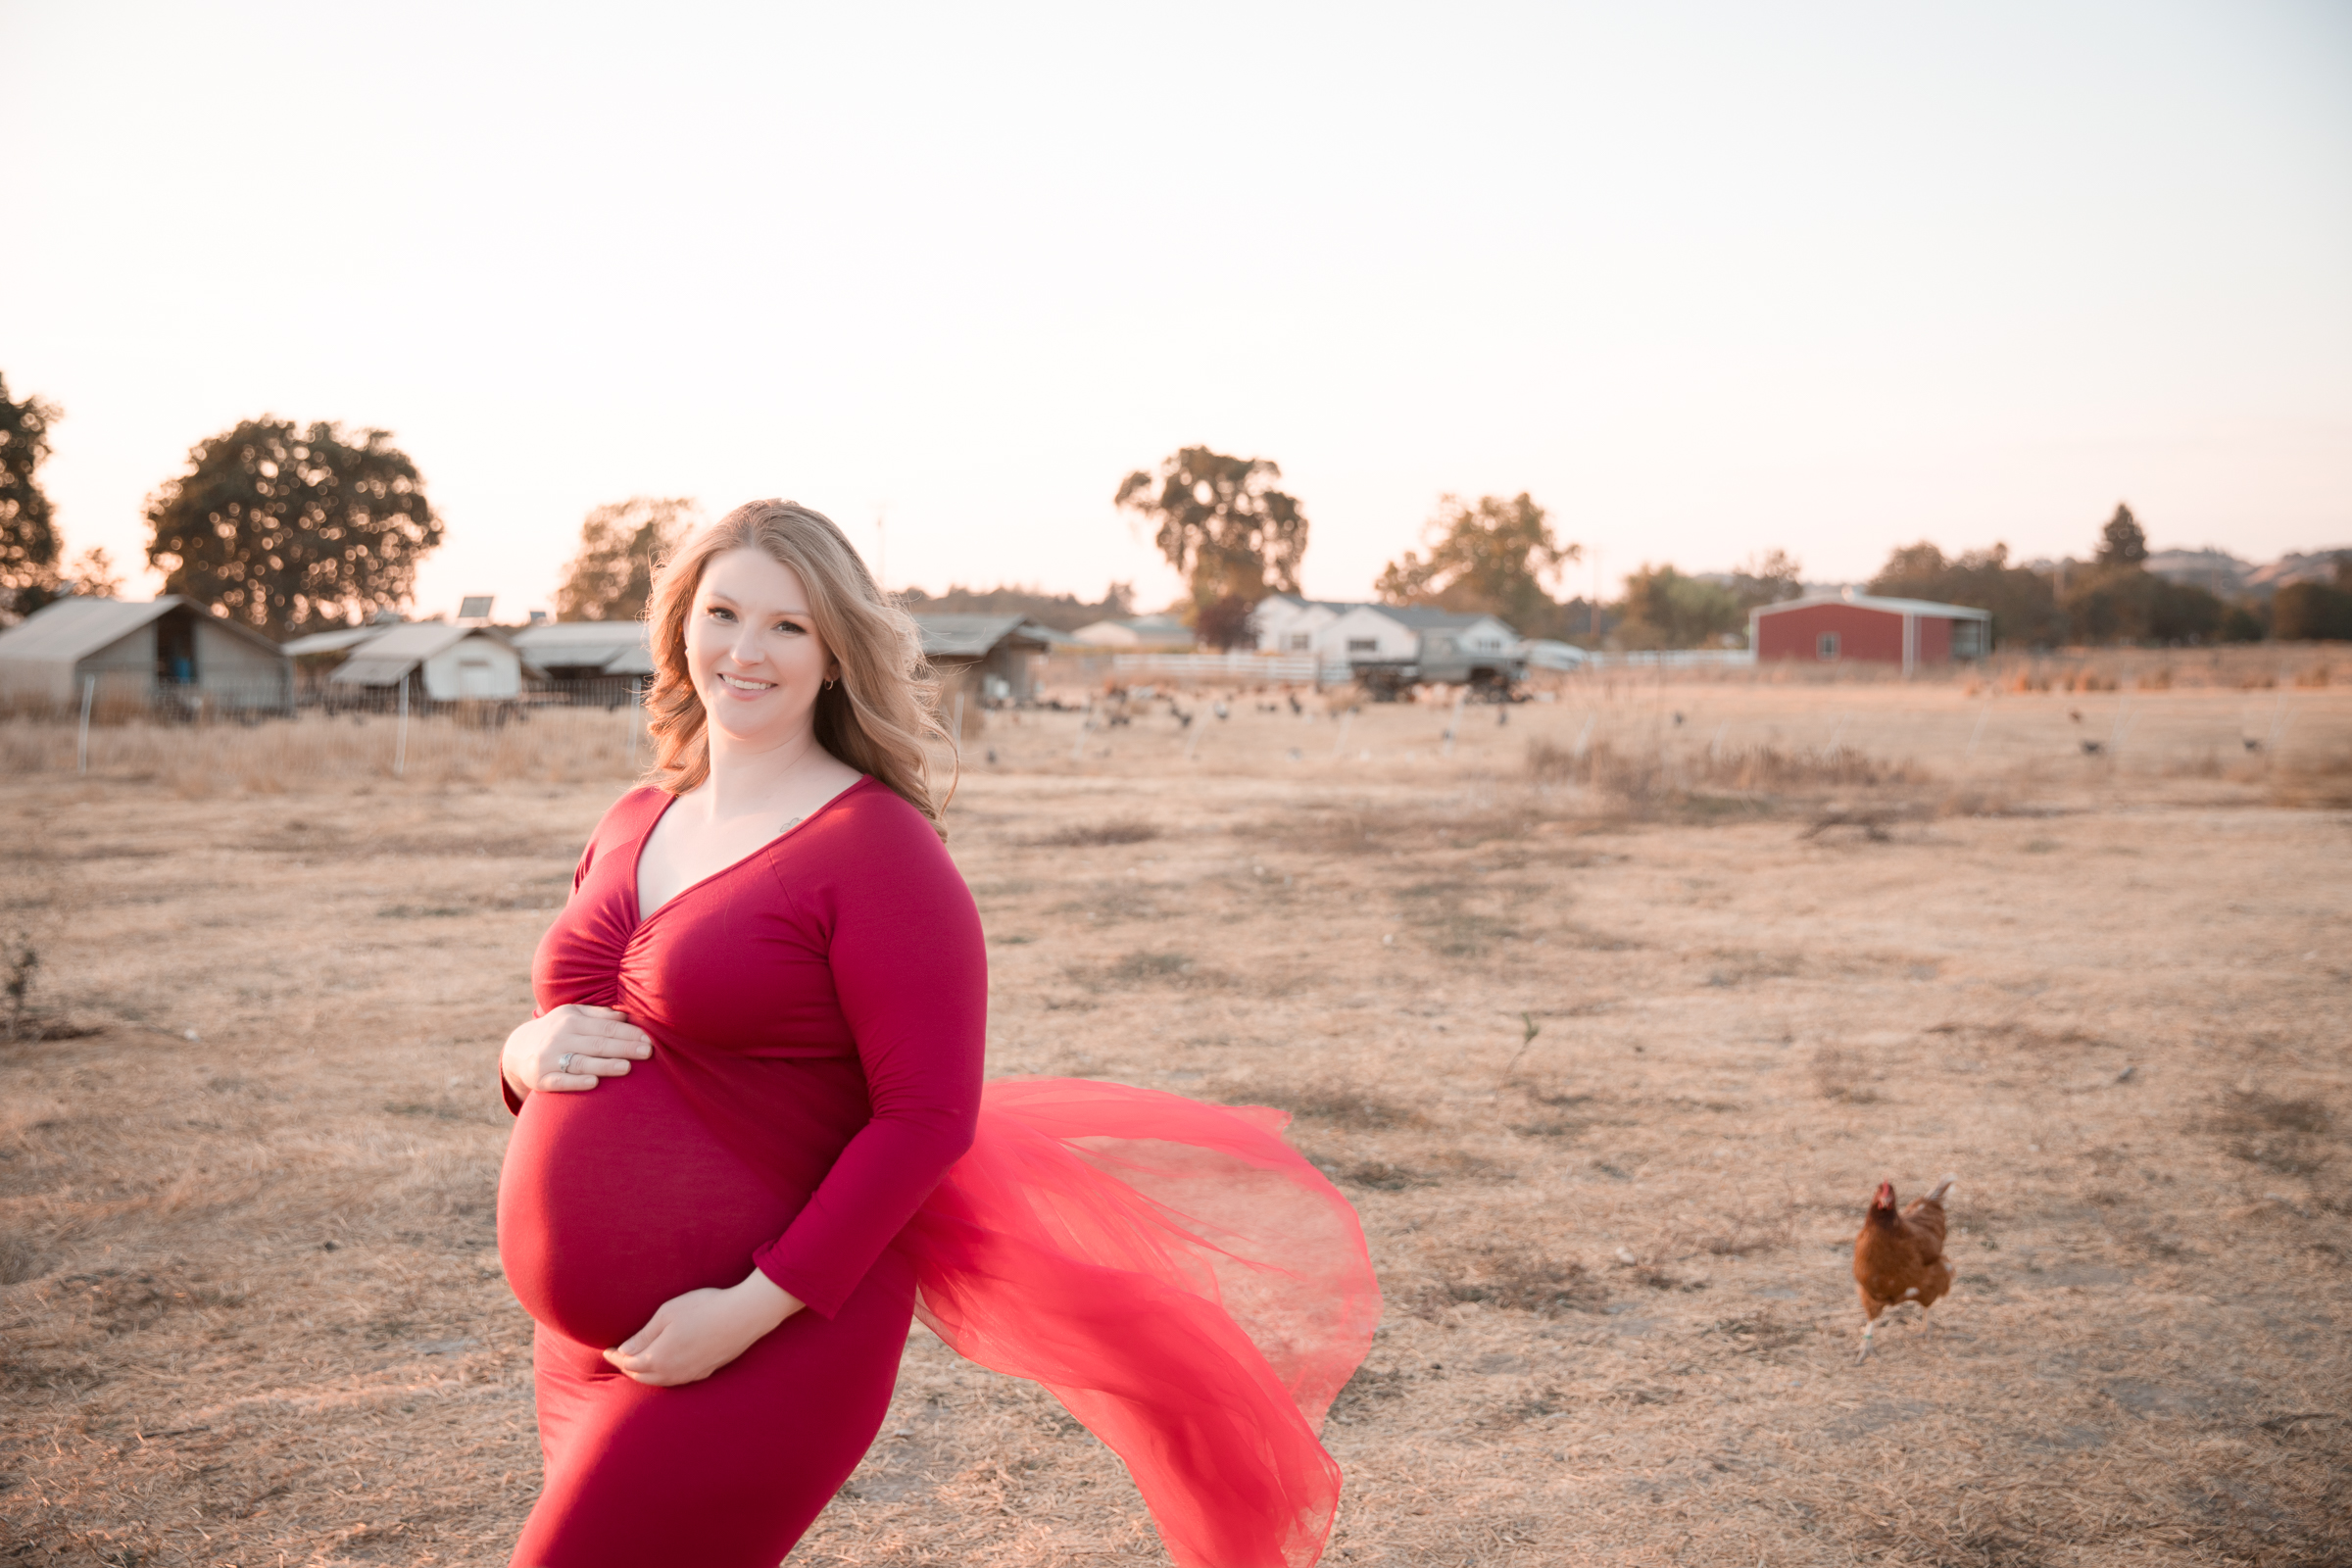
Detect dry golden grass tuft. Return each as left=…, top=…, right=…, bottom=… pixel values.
left=2, top=674, right=2349, bottom=1566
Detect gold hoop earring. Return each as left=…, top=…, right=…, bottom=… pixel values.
left=823, top=677, right=837, bottom=691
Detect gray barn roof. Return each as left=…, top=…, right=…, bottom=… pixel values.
left=0, top=596, right=288, bottom=664
left=281, top=625, right=391, bottom=658
left=1752, top=593, right=1991, bottom=621
left=1371, top=605, right=1517, bottom=633
left=510, top=619, right=652, bottom=675
left=913, top=614, right=1055, bottom=662
left=328, top=622, right=512, bottom=685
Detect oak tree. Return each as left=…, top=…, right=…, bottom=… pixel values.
left=144, top=418, right=441, bottom=636
left=1870, top=541, right=2064, bottom=648
left=554, top=497, right=703, bottom=621
left=1375, top=492, right=1577, bottom=636
left=1115, top=447, right=1307, bottom=620
left=66, top=546, right=122, bottom=598
left=0, top=373, right=63, bottom=615
left=2261, top=576, right=2351, bottom=642
left=1727, top=549, right=1804, bottom=611
left=1613, top=564, right=1744, bottom=649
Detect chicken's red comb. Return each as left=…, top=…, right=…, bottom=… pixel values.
left=1872, top=1181, right=1896, bottom=1205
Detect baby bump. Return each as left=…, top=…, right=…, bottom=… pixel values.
left=498, top=1065, right=803, bottom=1348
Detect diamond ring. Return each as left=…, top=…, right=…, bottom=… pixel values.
left=559, top=1053, right=575, bottom=1073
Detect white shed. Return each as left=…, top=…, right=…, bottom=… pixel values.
left=329, top=621, right=522, bottom=701
left=0, top=596, right=292, bottom=712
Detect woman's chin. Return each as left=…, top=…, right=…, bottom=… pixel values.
left=708, top=713, right=810, bottom=752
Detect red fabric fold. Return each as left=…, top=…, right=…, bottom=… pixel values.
left=904, top=1079, right=1382, bottom=1568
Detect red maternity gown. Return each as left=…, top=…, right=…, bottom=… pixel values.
left=497, top=777, right=1380, bottom=1568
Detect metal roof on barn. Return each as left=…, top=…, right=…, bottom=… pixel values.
left=327, top=622, right=512, bottom=685
left=1369, top=605, right=1517, bottom=632
left=510, top=619, right=652, bottom=675
left=0, top=596, right=288, bottom=663
left=1751, top=593, right=1990, bottom=620
left=1257, top=593, right=1365, bottom=615
left=281, top=625, right=391, bottom=658
left=912, top=614, right=1056, bottom=662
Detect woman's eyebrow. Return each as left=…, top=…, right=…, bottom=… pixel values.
left=704, top=591, right=811, bottom=617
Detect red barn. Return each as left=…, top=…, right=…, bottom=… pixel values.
left=1750, top=592, right=1991, bottom=673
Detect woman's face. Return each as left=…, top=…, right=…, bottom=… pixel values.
left=684, top=547, right=839, bottom=755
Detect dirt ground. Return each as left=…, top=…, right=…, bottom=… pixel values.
left=2, top=680, right=2349, bottom=1567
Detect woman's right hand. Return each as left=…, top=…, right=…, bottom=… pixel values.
left=501, top=1004, right=653, bottom=1101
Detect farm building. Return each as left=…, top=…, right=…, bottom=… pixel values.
left=1750, top=591, right=1990, bottom=672
left=281, top=621, right=401, bottom=698
left=328, top=622, right=522, bottom=703
left=1319, top=605, right=1520, bottom=668
left=510, top=620, right=655, bottom=687
left=913, top=614, right=1055, bottom=704
left=1250, top=595, right=1357, bottom=654
left=0, top=596, right=291, bottom=713
left=1070, top=613, right=1193, bottom=650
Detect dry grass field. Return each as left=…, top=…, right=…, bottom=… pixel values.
left=3, top=670, right=2349, bottom=1567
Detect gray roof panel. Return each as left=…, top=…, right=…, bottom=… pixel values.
left=0, top=596, right=293, bottom=666
left=281, top=626, right=390, bottom=658
left=913, top=613, right=1055, bottom=660
left=329, top=656, right=421, bottom=686
left=0, top=597, right=175, bottom=663
left=1752, top=593, right=1992, bottom=620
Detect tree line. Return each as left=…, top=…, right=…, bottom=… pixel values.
left=1112, top=441, right=2350, bottom=651
left=2, top=381, right=445, bottom=635
left=0, top=381, right=727, bottom=636
left=5, top=376, right=2346, bottom=648
left=1869, top=506, right=2351, bottom=647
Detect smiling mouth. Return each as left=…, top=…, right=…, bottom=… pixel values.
left=717, top=673, right=774, bottom=693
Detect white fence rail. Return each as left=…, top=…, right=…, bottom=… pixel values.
left=1578, top=649, right=1756, bottom=669
left=1107, top=652, right=1322, bottom=683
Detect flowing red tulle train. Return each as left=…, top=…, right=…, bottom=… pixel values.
left=902, top=1079, right=1382, bottom=1568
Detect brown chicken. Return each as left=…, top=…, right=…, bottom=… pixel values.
left=1851, top=1175, right=1955, bottom=1361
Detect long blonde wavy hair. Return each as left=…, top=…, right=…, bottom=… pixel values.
left=641, top=500, right=952, bottom=830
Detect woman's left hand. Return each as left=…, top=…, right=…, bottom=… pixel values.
left=603, top=1271, right=804, bottom=1387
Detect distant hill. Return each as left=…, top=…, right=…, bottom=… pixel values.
left=2143, top=548, right=2252, bottom=595
left=2240, top=549, right=2350, bottom=596
left=2094, top=547, right=2347, bottom=599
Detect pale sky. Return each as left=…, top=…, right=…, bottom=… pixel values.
left=5, top=1, right=2348, bottom=620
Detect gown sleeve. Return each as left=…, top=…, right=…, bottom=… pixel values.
left=752, top=804, right=987, bottom=1317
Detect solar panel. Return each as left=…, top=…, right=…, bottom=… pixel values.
left=458, top=595, right=495, bottom=620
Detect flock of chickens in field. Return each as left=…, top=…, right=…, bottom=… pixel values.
left=1851, top=1175, right=1958, bottom=1361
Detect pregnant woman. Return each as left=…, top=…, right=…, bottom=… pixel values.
left=496, top=501, right=1379, bottom=1568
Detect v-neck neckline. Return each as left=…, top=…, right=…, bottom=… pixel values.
left=627, top=774, right=870, bottom=933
